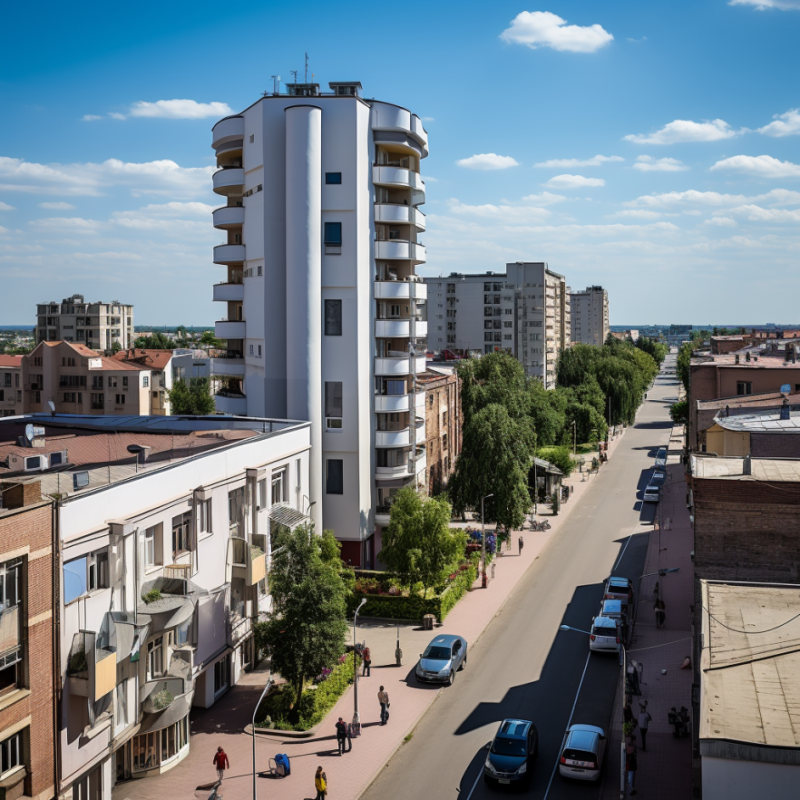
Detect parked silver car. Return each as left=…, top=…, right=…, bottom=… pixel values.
left=558, top=724, right=607, bottom=781
left=589, top=616, right=620, bottom=653
left=415, top=634, right=467, bottom=685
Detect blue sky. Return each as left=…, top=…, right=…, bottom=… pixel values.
left=1, top=0, right=799, bottom=325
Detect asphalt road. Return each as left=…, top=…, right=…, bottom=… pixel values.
left=362, top=357, right=677, bottom=800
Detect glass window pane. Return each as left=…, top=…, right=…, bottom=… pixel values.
left=64, top=558, right=88, bottom=603
left=324, top=300, right=342, bottom=336
left=326, top=460, right=344, bottom=494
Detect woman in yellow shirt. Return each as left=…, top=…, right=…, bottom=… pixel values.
left=315, top=765, right=327, bottom=799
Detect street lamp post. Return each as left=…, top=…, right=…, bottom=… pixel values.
left=351, top=598, right=367, bottom=733
left=251, top=671, right=273, bottom=800
left=572, top=420, right=577, bottom=455
left=561, top=624, right=626, bottom=798
left=481, top=493, right=494, bottom=589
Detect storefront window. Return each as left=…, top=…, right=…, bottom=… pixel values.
left=131, top=717, right=189, bottom=771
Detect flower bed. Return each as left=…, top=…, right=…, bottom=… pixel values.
left=255, top=654, right=361, bottom=732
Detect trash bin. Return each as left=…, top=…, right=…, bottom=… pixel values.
left=422, top=614, right=435, bottom=630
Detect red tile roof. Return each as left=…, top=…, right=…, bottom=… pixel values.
left=113, top=349, right=173, bottom=371
left=0, top=356, right=22, bottom=368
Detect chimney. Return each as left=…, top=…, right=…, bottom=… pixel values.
left=743, top=455, right=752, bottom=476
left=735, top=354, right=740, bottom=364
left=746, top=351, right=751, bottom=362
left=781, top=398, right=791, bottom=421
left=0, top=480, right=42, bottom=509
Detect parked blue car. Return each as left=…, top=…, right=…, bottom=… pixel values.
left=484, top=718, right=539, bottom=787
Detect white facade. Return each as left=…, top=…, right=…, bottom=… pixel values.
left=570, top=286, right=609, bottom=347
left=210, top=82, right=429, bottom=566
left=52, top=416, right=311, bottom=799
left=36, top=294, right=134, bottom=351
left=424, top=272, right=508, bottom=356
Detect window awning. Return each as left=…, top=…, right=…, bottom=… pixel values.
left=268, top=503, right=309, bottom=529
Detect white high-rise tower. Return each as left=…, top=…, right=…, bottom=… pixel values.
left=210, top=81, right=429, bottom=567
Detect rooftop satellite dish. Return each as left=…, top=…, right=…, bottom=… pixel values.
left=25, top=424, right=34, bottom=443
left=47, top=399, right=56, bottom=415
left=780, top=384, right=791, bottom=397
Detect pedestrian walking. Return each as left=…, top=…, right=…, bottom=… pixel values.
left=655, top=598, right=666, bottom=629
left=518, top=536, right=524, bottom=556
left=314, top=766, right=327, bottom=799
left=335, top=717, right=347, bottom=755
left=362, top=645, right=371, bottom=677
left=625, top=742, right=638, bottom=795
left=212, top=746, right=229, bottom=783
left=638, top=704, right=652, bottom=751
left=627, top=659, right=641, bottom=696
left=652, top=581, right=660, bottom=606
left=378, top=685, right=390, bottom=725
left=346, top=721, right=354, bottom=751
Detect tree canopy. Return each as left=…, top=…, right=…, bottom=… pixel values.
left=379, top=488, right=466, bottom=597
left=636, top=336, right=668, bottom=367
left=168, top=377, right=215, bottom=415
left=133, top=331, right=173, bottom=350
left=257, top=525, right=350, bottom=704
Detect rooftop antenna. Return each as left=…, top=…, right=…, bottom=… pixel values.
left=271, top=74, right=281, bottom=95
left=290, top=69, right=298, bottom=84
left=304, top=52, right=309, bottom=83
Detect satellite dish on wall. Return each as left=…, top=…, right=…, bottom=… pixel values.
left=25, top=424, right=34, bottom=443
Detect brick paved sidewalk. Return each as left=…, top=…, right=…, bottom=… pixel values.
left=600, top=428, right=694, bottom=799
left=113, top=434, right=627, bottom=800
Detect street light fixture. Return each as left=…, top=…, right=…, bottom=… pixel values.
left=351, top=598, right=367, bottom=733
left=560, top=623, right=627, bottom=799
left=481, top=493, right=494, bottom=589
left=251, top=670, right=273, bottom=800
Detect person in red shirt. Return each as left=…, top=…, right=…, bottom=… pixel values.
left=212, top=746, right=230, bottom=782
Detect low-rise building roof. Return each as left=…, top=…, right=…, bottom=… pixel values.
left=700, top=581, right=800, bottom=756
left=113, top=348, right=173, bottom=371
left=691, top=454, right=800, bottom=482
left=713, top=410, right=800, bottom=433
left=697, top=391, right=800, bottom=411
left=0, top=355, right=22, bottom=368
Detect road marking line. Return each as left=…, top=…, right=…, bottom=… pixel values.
left=612, top=530, right=634, bottom=572
left=462, top=756, right=484, bottom=800
left=542, top=649, right=592, bottom=800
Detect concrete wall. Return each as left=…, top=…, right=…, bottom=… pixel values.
left=702, top=755, right=800, bottom=800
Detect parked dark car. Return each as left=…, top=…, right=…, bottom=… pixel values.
left=484, top=718, right=539, bottom=787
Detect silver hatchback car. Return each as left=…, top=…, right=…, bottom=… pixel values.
left=415, top=634, right=467, bottom=685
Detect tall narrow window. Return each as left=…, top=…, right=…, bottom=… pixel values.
left=326, top=460, right=344, bottom=494
left=325, top=381, right=343, bottom=430
left=324, top=300, right=342, bottom=336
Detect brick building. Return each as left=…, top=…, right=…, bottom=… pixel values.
left=417, top=368, right=462, bottom=496
left=0, top=480, right=55, bottom=800
left=709, top=334, right=753, bottom=354
left=0, top=356, right=23, bottom=418
left=705, top=406, right=800, bottom=458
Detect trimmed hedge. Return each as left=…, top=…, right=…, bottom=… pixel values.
left=347, top=560, right=478, bottom=622
left=255, top=654, right=361, bottom=732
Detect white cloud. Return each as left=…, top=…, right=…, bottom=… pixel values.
left=757, top=108, right=800, bottom=137
left=38, top=201, right=76, bottom=210
left=108, top=112, right=126, bottom=121
left=633, top=155, right=689, bottom=172
left=520, top=191, right=568, bottom=205
left=545, top=174, right=605, bottom=189
left=627, top=188, right=800, bottom=209
left=704, top=217, right=738, bottom=227
left=128, top=99, right=233, bottom=120
left=421, top=116, right=435, bottom=122
left=612, top=209, right=664, bottom=219
left=0, top=156, right=215, bottom=198
left=0, top=202, right=14, bottom=211
left=446, top=199, right=551, bottom=223
left=624, top=119, right=736, bottom=145
left=456, top=153, right=519, bottom=170
left=729, top=0, right=800, bottom=9
left=726, top=204, right=800, bottom=223
left=29, top=217, right=103, bottom=232
left=534, top=155, right=623, bottom=168
left=500, top=11, right=613, bottom=53
left=82, top=114, right=102, bottom=122
left=710, top=154, right=800, bottom=179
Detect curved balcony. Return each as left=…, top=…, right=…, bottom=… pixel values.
left=374, top=390, right=425, bottom=413
left=375, top=319, right=410, bottom=339
left=376, top=428, right=413, bottom=448
left=374, top=240, right=426, bottom=263
left=374, top=355, right=426, bottom=377
left=215, top=392, right=248, bottom=415
left=212, top=206, right=245, bottom=229
left=215, top=320, right=246, bottom=340
left=213, top=244, right=245, bottom=264
left=213, top=167, right=245, bottom=196
left=373, top=166, right=425, bottom=196
left=212, top=282, right=244, bottom=303
left=210, top=356, right=245, bottom=377
left=374, top=203, right=426, bottom=231
left=374, top=280, right=427, bottom=302
left=370, top=103, right=428, bottom=154
left=212, top=116, right=244, bottom=150
left=413, top=448, right=427, bottom=476
left=376, top=462, right=414, bottom=480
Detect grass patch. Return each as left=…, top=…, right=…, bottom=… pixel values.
left=404, top=732, right=414, bottom=743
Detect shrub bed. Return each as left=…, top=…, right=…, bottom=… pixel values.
left=255, top=654, right=361, bottom=732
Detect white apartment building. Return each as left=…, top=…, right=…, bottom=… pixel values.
left=36, top=294, right=134, bottom=352
left=425, top=272, right=508, bottom=355
left=0, top=413, right=311, bottom=799
left=210, top=81, right=428, bottom=567
left=570, top=285, right=610, bottom=346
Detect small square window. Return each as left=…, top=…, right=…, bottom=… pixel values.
left=257, top=265, right=263, bottom=276
left=326, top=172, right=342, bottom=185
left=324, top=222, right=342, bottom=247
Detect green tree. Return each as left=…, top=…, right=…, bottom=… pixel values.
left=677, top=342, right=692, bottom=395
left=168, top=377, right=215, bottom=415
left=670, top=399, right=689, bottom=425
left=133, top=331, right=173, bottom=349
left=110, top=341, right=122, bottom=354
left=257, top=523, right=349, bottom=708
left=636, top=336, right=668, bottom=367
left=536, top=445, right=576, bottom=477
left=457, top=351, right=532, bottom=423
left=199, top=330, right=223, bottom=349
left=379, top=488, right=466, bottom=598
left=449, top=404, right=534, bottom=532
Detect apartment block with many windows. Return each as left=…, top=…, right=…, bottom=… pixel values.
left=0, top=413, right=311, bottom=799
left=35, top=295, right=133, bottom=352
left=0, top=357, right=22, bottom=418
left=210, top=81, right=429, bottom=566
left=569, top=285, right=609, bottom=347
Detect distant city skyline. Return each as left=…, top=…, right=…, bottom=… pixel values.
left=1, top=1, right=799, bottom=323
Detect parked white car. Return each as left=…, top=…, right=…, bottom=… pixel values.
left=558, top=724, right=607, bottom=781
left=589, top=616, right=620, bottom=653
